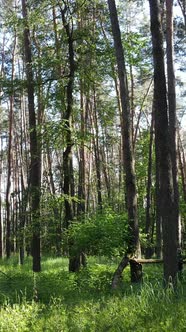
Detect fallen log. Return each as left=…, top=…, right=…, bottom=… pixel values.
left=135, top=258, right=163, bottom=264
left=111, top=257, right=186, bottom=289
left=135, top=258, right=186, bottom=264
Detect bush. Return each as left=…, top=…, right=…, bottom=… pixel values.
left=64, top=209, right=129, bottom=258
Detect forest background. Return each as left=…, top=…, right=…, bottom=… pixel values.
left=0, top=0, right=186, bottom=330
left=0, top=1, right=186, bottom=328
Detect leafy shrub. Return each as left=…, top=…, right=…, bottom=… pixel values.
left=64, top=209, right=129, bottom=258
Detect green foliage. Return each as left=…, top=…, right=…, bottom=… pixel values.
left=64, top=209, right=129, bottom=258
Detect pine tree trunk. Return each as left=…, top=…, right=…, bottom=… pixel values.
left=107, top=0, right=140, bottom=256
left=145, top=113, right=154, bottom=258
left=6, top=32, right=16, bottom=258
left=108, top=0, right=140, bottom=288
left=22, top=0, right=41, bottom=272
left=59, top=4, right=80, bottom=272
left=149, top=0, right=179, bottom=285
left=0, top=172, right=2, bottom=258
left=166, top=0, right=180, bottom=245
left=178, top=139, right=186, bottom=201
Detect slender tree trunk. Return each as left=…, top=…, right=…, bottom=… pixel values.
left=145, top=113, right=154, bottom=258
left=0, top=35, right=5, bottom=258
left=6, top=33, right=16, bottom=258
left=133, top=79, right=153, bottom=148
left=19, top=96, right=29, bottom=264
left=108, top=0, right=140, bottom=288
left=155, top=160, right=163, bottom=258
left=0, top=157, right=2, bottom=258
left=90, top=95, right=103, bottom=210
left=78, top=83, right=86, bottom=215
left=149, top=0, right=179, bottom=285
left=107, top=0, right=140, bottom=256
left=178, top=0, right=186, bottom=28
left=22, top=0, right=41, bottom=272
left=166, top=0, right=180, bottom=244
left=178, top=138, right=186, bottom=201
left=59, top=4, right=79, bottom=272
left=46, top=147, right=62, bottom=255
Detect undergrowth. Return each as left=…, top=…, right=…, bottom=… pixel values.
left=0, top=256, right=186, bottom=331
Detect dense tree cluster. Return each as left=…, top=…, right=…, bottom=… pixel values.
left=0, top=0, right=185, bottom=286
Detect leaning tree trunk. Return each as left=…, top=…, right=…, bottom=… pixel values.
left=149, top=0, right=179, bottom=285
left=22, top=0, right=41, bottom=272
left=107, top=0, right=140, bottom=289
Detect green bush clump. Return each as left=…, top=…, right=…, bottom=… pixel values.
left=64, top=209, right=129, bottom=258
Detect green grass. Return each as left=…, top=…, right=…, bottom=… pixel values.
left=0, top=256, right=186, bottom=331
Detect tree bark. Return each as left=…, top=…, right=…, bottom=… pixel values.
left=178, top=138, right=186, bottom=202
left=145, top=113, right=154, bottom=258
left=149, top=0, right=179, bottom=285
left=0, top=154, right=2, bottom=258
left=5, top=33, right=16, bottom=259
left=166, top=0, right=180, bottom=244
left=108, top=0, right=140, bottom=289
left=59, top=4, right=79, bottom=272
left=107, top=0, right=140, bottom=256
left=22, top=0, right=41, bottom=272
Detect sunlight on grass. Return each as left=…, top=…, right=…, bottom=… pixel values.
left=0, top=256, right=186, bottom=331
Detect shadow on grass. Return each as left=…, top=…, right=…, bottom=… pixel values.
left=0, top=255, right=186, bottom=307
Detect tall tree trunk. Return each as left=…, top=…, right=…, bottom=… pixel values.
left=155, top=160, right=163, bottom=258
left=145, top=113, right=154, bottom=258
left=107, top=0, right=140, bottom=288
left=166, top=0, right=180, bottom=241
left=149, top=0, right=179, bottom=285
left=5, top=33, right=16, bottom=258
left=22, top=0, right=41, bottom=272
left=178, top=138, right=186, bottom=201
left=107, top=0, right=140, bottom=256
left=77, top=83, right=86, bottom=215
left=0, top=152, right=2, bottom=258
left=19, top=96, right=29, bottom=264
left=90, top=94, right=103, bottom=210
left=59, top=4, right=79, bottom=272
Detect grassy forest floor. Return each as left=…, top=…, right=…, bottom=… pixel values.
left=0, top=256, right=186, bottom=331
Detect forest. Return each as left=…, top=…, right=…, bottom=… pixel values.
left=0, top=0, right=186, bottom=331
